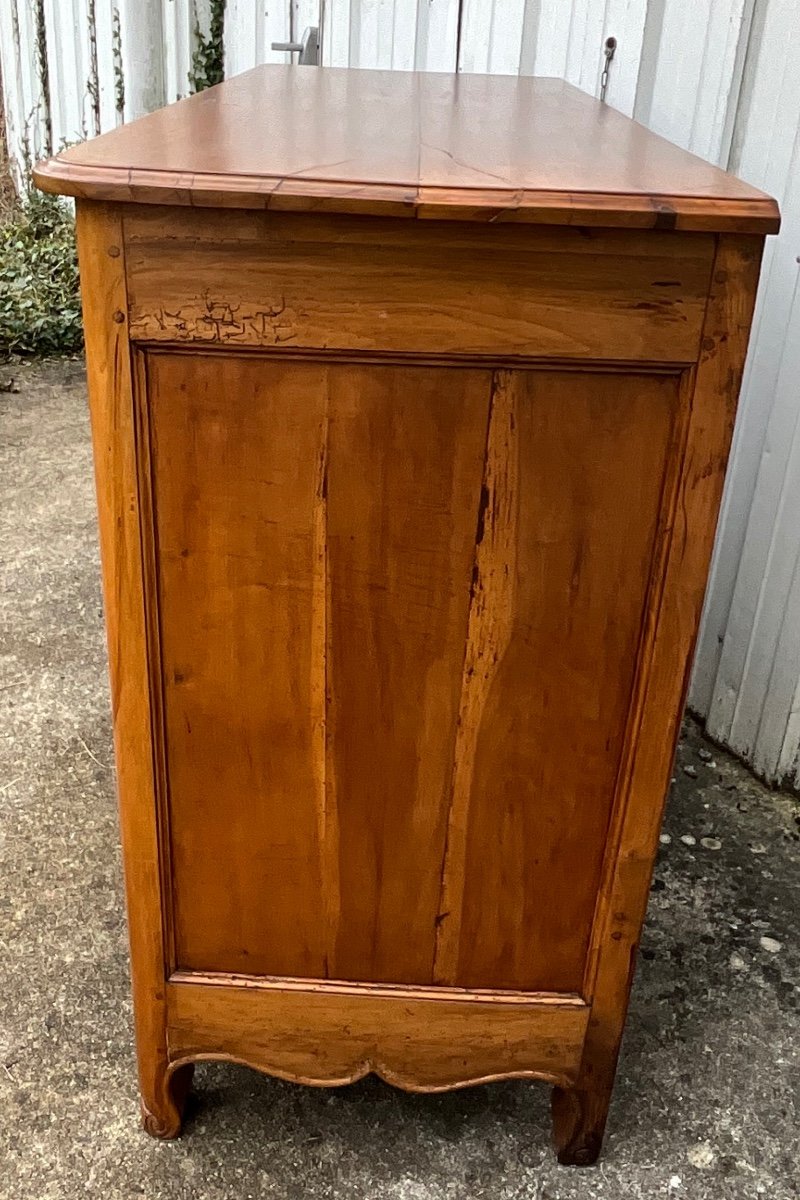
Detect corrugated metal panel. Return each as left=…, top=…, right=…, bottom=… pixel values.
left=2, top=0, right=799, bottom=786
left=162, top=0, right=194, bottom=103
left=322, top=1, right=459, bottom=70
left=635, top=0, right=756, bottom=164
left=690, top=0, right=800, bottom=789
left=224, top=0, right=293, bottom=75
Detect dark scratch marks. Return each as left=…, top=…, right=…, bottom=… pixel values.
left=650, top=196, right=679, bottom=231
left=421, top=141, right=514, bottom=187
left=677, top=447, right=692, bottom=566
left=469, top=560, right=480, bottom=605
left=316, top=436, right=328, bottom=502
left=629, top=299, right=686, bottom=320
left=269, top=157, right=354, bottom=190
left=129, top=290, right=304, bottom=345
left=487, top=190, right=525, bottom=222
left=475, top=482, right=491, bottom=548
left=569, top=537, right=586, bottom=607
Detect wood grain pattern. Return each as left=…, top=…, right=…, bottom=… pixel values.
left=123, top=207, right=715, bottom=364
left=444, top=371, right=677, bottom=993
left=137, top=349, right=679, bottom=998
left=166, top=977, right=590, bottom=1092
left=33, top=69, right=780, bottom=233
left=552, top=235, right=764, bottom=1165
left=143, top=354, right=489, bottom=982
left=73, top=203, right=191, bottom=1137
left=312, top=388, right=338, bottom=980
left=65, top=169, right=769, bottom=1160
left=325, top=365, right=489, bottom=983
left=433, top=370, right=519, bottom=985
left=144, top=353, right=330, bottom=978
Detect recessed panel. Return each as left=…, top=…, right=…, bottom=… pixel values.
left=143, top=351, right=676, bottom=992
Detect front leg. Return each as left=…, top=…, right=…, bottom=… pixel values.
left=551, top=1081, right=612, bottom=1166
left=141, top=1061, right=194, bottom=1139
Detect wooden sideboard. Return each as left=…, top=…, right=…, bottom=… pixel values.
left=35, top=67, right=778, bottom=1165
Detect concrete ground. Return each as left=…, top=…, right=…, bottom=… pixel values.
left=1, top=358, right=798, bottom=1200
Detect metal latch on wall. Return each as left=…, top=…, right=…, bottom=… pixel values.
left=272, top=1, right=324, bottom=64
left=599, top=36, right=617, bottom=102
left=272, top=26, right=320, bottom=65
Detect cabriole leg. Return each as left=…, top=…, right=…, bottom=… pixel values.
left=551, top=1080, right=613, bottom=1166
left=140, top=1061, right=194, bottom=1139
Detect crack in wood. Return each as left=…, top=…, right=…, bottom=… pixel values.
left=130, top=291, right=304, bottom=345
left=433, top=369, right=518, bottom=985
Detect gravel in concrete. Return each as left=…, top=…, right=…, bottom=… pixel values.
left=1, top=359, right=798, bottom=1199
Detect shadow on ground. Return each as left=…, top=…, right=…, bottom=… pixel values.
left=1, top=360, right=798, bottom=1199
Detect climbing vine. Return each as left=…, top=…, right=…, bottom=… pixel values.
left=189, top=0, right=226, bottom=93
left=33, top=0, right=52, bottom=156
left=112, top=7, right=125, bottom=118
left=86, top=0, right=100, bottom=135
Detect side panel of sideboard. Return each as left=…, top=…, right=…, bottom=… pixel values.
left=75, top=200, right=763, bottom=1156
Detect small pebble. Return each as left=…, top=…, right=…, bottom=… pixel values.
left=700, top=836, right=722, bottom=850
left=659, top=833, right=672, bottom=845
left=687, top=1142, right=716, bottom=1170
left=729, top=952, right=746, bottom=970
left=680, top=834, right=696, bottom=846
left=668, top=1177, right=682, bottom=1190
left=759, top=936, right=782, bottom=954
left=683, top=765, right=698, bottom=778
left=698, top=748, right=713, bottom=762
left=750, top=843, right=767, bottom=854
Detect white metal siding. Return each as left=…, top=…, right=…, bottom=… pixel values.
left=2, top=0, right=799, bottom=787
left=690, top=0, right=800, bottom=789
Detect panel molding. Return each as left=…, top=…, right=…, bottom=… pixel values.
left=131, top=347, right=180, bottom=975
left=583, top=362, right=697, bottom=1002
left=137, top=342, right=689, bottom=375
left=170, top=969, right=586, bottom=1006
left=575, top=235, right=762, bottom=1101
left=132, top=344, right=685, bottom=995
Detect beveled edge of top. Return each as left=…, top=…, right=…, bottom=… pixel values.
left=33, top=68, right=781, bottom=235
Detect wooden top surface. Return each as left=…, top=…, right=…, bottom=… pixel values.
left=34, top=67, right=779, bottom=232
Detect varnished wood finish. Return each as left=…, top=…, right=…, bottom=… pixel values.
left=145, top=352, right=489, bottom=981
left=141, top=353, right=677, bottom=992
left=550, top=234, right=765, bottom=1167
left=73, top=203, right=188, bottom=1137
left=48, top=68, right=774, bottom=1164
left=123, top=208, right=715, bottom=363
left=166, top=976, right=589, bottom=1092
left=34, top=69, right=778, bottom=233
left=438, top=370, right=678, bottom=993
